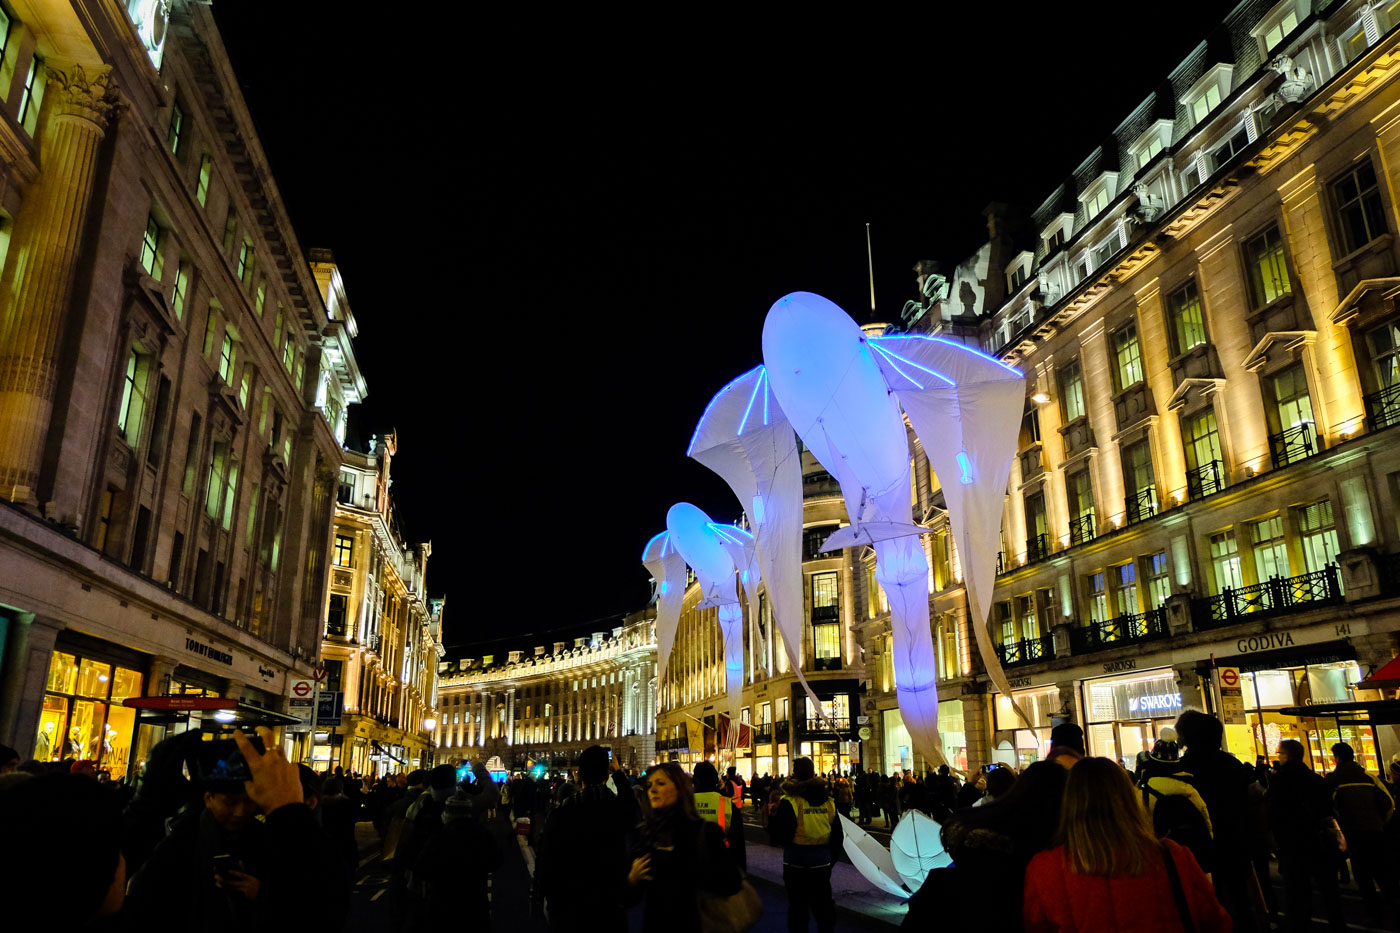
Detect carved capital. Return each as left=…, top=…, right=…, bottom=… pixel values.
left=46, top=64, right=120, bottom=127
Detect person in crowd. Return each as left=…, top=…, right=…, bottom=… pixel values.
left=1325, top=740, right=1397, bottom=923
left=382, top=768, right=427, bottom=860
left=930, top=764, right=958, bottom=812
left=0, top=771, right=125, bottom=927
left=834, top=770, right=854, bottom=818
left=536, top=746, right=637, bottom=933
left=693, top=761, right=747, bottom=871
left=725, top=765, right=747, bottom=812
left=1175, top=709, right=1259, bottom=930
left=907, top=760, right=1067, bottom=929
left=0, top=743, right=18, bottom=773
left=956, top=767, right=986, bottom=809
left=879, top=772, right=902, bottom=825
left=1136, top=735, right=1214, bottom=872
left=319, top=776, right=360, bottom=879
left=415, top=791, right=503, bottom=927
left=1022, top=756, right=1231, bottom=932
left=770, top=756, right=842, bottom=933
left=627, top=761, right=741, bottom=933
left=973, top=765, right=1016, bottom=807
left=1047, top=722, right=1086, bottom=769
left=1134, top=726, right=1178, bottom=782
left=125, top=726, right=347, bottom=931
left=1267, top=739, right=1346, bottom=931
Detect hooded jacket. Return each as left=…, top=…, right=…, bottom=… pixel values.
left=1325, top=759, right=1394, bottom=833
left=769, top=776, right=843, bottom=866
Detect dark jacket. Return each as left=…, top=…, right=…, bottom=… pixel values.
left=415, top=812, right=503, bottom=922
left=1178, top=747, right=1256, bottom=867
left=769, top=776, right=844, bottom=866
left=1325, top=759, right=1394, bottom=834
left=628, top=807, right=741, bottom=933
left=536, top=783, right=635, bottom=926
left=1266, top=759, right=1336, bottom=857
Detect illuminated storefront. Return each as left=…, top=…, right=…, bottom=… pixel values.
left=882, top=701, right=967, bottom=775
left=994, top=685, right=1063, bottom=768
left=34, top=634, right=149, bottom=780
left=1082, top=669, right=1190, bottom=769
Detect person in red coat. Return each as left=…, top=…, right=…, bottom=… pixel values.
left=1023, top=756, right=1232, bottom=933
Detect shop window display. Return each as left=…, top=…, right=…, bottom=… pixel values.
left=1083, top=670, right=1186, bottom=769
left=34, top=650, right=144, bottom=780
left=1222, top=660, right=1371, bottom=771
left=994, top=686, right=1061, bottom=767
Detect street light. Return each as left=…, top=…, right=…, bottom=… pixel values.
left=423, top=718, right=436, bottom=731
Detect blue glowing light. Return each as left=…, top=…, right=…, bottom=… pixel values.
left=751, top=496, right=765, bottom=524
left=869, top=342, right=926, bottom=390
left=956, top=451, right=974, bottom=484
left=882, top=334, right=1023, bottom=376
left=867, top=338, right=955, bottom=386
left=642, top=531, right=668, bottom=561
left=687, top=365, right=764, bottom=455
left=660, top=581, right=668, bottom=594
left=762, top=368, right=770, bottom=426
left=742, top=571, right=749, bottom=584
left=736, top=367, right=765, bottom=436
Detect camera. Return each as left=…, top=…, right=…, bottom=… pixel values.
left=194, top=733, right=264, bottom=789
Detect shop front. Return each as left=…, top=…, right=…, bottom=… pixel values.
left=993, top=684, right=1063, bottom=768
left=1213, top=640, right=1371, bottom=771
left=880, top=701, right=967, bottom=775
left=1082, top=668, right=1191, bottom=769
left=33, top=631, right=150, bottom=780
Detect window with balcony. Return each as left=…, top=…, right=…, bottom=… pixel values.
left=138, top=215, right=162, bottom=279
left=1114, top=563, right=1139, bottom=617
left=116, top=350, right=149, bottom=445
left=1182, top=408, right=1224, bottom=498
left=1166, top=280, right=1208, bottom=356
left=1297, top=500, right=1340, bottom=575
left=1251, top=516, right=1290, bottom=582
left=1366, top=321, right=1400, bottom=428
left=1147, top=552, right=1170, bottom=609
left=1244, top=225, right=1292, bottom=307
left=1122, top=439, right=1156, bottom=522
left=1067, top=469, right=1095, bottom=545
left=1269, top=364, right=1316, bottom=467
left=1210, top=531, right=1244, bottom=595
left=1018, top=594, right=1039, bottom=640
left=1332, top=160, right=1388, bottom=255
left=1059, top=358, right=1086, bottom=421
left=811, top=571, right=840, bottom=669
left=1112, top=323, right=1144, bottom=390
left=1025, top=491, right=1049, bottom=560
left=1083, top=571, right=1106, bottom=624
left=334, top=534, right=353, bottom=568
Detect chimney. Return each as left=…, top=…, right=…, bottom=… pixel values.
left=574, top=637, right=588, bottom=649
left=533, top=645, right=546, bottom=657
left=553, top=641, right=567, bottom=655
left=591, top=632, right=606, bottom=647
left=507, top=650, right=523, bottom=664
left=612, top=626, right=623, bottom=639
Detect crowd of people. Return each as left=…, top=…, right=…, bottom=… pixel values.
left=4, top=706, right=1400, bottom=932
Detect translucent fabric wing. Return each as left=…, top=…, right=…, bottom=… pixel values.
left=867, top=335, right=1028, bottom=724
left=838, top=814, right=909, bottom=898
left=890, top=810, right=952, bottom=892
left=641, top=531, right=687, bottom=684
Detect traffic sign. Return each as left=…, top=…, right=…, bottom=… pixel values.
left=315, top=691, right=343, bottom=726
left=1219, top=667, right=1240, bottom=689
left=312, top=664, right=328, bottom=684
left=290, top=679, right=315, bottom=700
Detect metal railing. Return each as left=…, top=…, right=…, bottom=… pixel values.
left=996, top=552, right=1005, bottom=574
left=367, top=633, right=382, bottom=652
left=1026, top=533, right=1050, bottom=563
left=1126, top=487, right=1157, bottom=524
left=811, top=605, right=840, bottom=623
left=326, top=619, right=348, bottom=638
left=1268, top=422, right=1316, bottom=469
left=1190, top=565, right=1341, bottom=629
left=996, top=635, right=1053, bottom=667
left=1068, top=514, right=1096, bottom=547
left=1366, top=383, right=1400, bottom=432
left=753, top=725, right=774, bottom=744
left=805, top=717, right=851, bottom=732
left=1069, top=608, right=1169, bottom=653
left=1186, top=460, right=1225, bottom=499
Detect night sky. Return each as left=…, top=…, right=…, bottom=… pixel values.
left=210, top=2, right=1225, bottom=646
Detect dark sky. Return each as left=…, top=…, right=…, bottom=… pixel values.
left=210, top=2, right=1226, bottom=646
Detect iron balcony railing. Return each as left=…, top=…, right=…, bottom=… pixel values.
left=1365, top=383, right=1400, bottom=432
left=1268, top=422, right=1316, bottom=469
left=367, top=633, right=382, bottom=652
left=1186, top=460, right=1225, bottom=499
left=996, top=551, right=1005, bottom=575
left=996, top=634, right=1053, bottom=668
left=753, top=725, right=774, bottom=744
left=1026, top=533, right=1050, bottom=563
left=805, top=717, right=851, bottom=732
left=1126, top=487, right=1157, bottom=524
left=811, top=605, right=840, bottom=623
left=1068, top=513, right=1096, bottom=547
left=326, top=619, right=348, bottom=638
left=1190, top=565, right=1341, bottom=629
left=1069, top=608, right=1169, bottom=653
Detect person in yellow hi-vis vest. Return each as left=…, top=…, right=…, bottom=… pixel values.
left=692, top=762, right=747, bottom=871
left=769, top=756, right=842, bottom=933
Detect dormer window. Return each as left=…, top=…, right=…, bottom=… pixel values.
left=1042, top=212, right=1075, bottom=253
left=1007, top=251, right=1033, bottom=292
left=1079, top=172, right=1120, bottom=222
left=1253, top=0, right=1305, bottom=54
left=1186, top=63, right=1234, bottom=128
left=1130, top=120, right=1174, bottom=174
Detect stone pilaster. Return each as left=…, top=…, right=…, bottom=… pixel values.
left=0, top=65, right=118, bottom=502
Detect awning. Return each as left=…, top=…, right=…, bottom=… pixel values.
left=1275, top=699, right=1400, bottom=725
left=1356, top=655, right=1400, bottom=690
left=127, top=697, right=301, bottom=729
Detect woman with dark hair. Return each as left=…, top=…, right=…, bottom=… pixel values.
left=1022, top=756, right=1230, bottom=932
left=904, top=761, right=1068, bottom=930
left=627, top=762, right=742, bottom=933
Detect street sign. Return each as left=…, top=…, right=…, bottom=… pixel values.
left=123, top=696, right=237, bottom=710
left=1218, top=667, right=1246, bottom=725
left=315, top=691, right=343, bottom=727
left=856, top=715, right=870, bottom=725
left=1219, top=667, right=1240, bottom=689
left=290, top=679, right=315, bottom=700
left=312, top=664, right=328, bottom=684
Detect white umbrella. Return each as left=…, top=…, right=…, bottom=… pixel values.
left=890, top=810, right=953, bottom=892
left=838, top=814, right=909, bottom=898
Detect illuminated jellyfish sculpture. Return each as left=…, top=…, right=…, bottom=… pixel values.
left=755, top=291, right=1028, bottom=768
left=642, top=503, right=757, bottom=755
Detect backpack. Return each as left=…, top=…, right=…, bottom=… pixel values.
left=1140, top=778, right=1213, bottom=872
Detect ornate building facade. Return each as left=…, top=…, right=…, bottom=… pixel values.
left=435, top=610, right=657, bottom=772
left=316, top=432, right=441, bottom=775
left=861, top=0, right=1400, bottom=777
left=0, top=1, right=366, bottom=773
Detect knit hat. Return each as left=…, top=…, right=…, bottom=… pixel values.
left=1151, top=739, right=1180, bottom=762
left=442, top=792, right=474, bottom=823
left=1158, top=726, right=1178, bottom=744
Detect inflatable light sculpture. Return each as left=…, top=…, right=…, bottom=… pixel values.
left=762, top=292, right=1027, bottom=769
left=643, top=503, right=754, bottom=754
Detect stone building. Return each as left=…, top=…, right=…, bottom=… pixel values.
left=435, top=609, right=657, bottom=772
left=315, top=431, right=442, bottom=775
left=0, top=1, right=364, bottom=772
left=861, top=0, right=1400, bottom=777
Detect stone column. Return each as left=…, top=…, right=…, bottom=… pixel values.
left=0, top=65, right=118, bottom=502
left=1, top=614, right=66, bottom=757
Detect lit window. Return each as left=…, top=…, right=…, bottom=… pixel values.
left=1137, top=136, right=1163, bottom=171
left=1210, top=532, right=1243, bottom=595
left=139, top=215, right=162, bottom=278
left=1250, top=515, right=1290, bottom=582
left=1114, top=563, right=1139, bottom=617
left=197, top=156, right=212, bottom=206
left=237, top=236, right=252, bottom=282
left=282, top=331, right=295, bottom=371
left=1244, top=226, right=1291, bottom=307
left=220, top=460, right=238, bottom=530
left=1332, top=160, right=1389, bottom=255
left=1264, top=10, right=1298, bottom=51
left=1112, top=323, right=1143, bottom=390
left=18, top=53, right=41, bottom=134
left=167, top=103, right=183, bottom=155
left=222, top=214, right=237, bottom=255
left=1085, top=187, right=1110, bottom=219
left=1166, top=280, right=1208, bottom=356
left=238, top=366, right=251, bottom=409
left=255, top=279, right=266, bottom=315
left=95, top=491, right=114, bottom=552
left=1191, top=84, right=1221, bottom=125
left=116, top=350, right=149, bottom=444
left=0, top=8, right=11, bottom=75
left=1059, top=358, right=1085, bottom=421
left=1146, top=553, right=1170, bottom=609
left=218, top=329, right=235, bottom=383
left=1297, top=500, right=1340, bottom=574
left=171, top=262, right=190, bottom=320
left=205, top=441, right=228, bottom=518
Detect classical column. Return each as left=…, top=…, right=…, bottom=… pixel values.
left=0, top=65, right=118, bottom=501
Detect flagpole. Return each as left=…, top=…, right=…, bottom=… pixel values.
left=865, top=223, right=876, bottom=313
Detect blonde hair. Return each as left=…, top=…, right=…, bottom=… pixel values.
left=1056, top=756, right=1160, bottom=876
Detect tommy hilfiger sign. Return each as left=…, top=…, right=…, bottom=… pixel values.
left=185, top=637, right=233, bottom=666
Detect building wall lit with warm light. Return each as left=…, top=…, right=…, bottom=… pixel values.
left=315, top=431, right=441, bottom=775
left=434, top=609, right=656, bottom=772
left=872, top=0, right=1400, bottom=777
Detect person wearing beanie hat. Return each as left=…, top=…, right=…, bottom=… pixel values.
left=1138, top=731, right=1214, bottom=873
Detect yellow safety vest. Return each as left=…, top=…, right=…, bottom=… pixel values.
left=694, top=791, right=732, bottom=840
left=781, top=794, right=834, bottom=846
